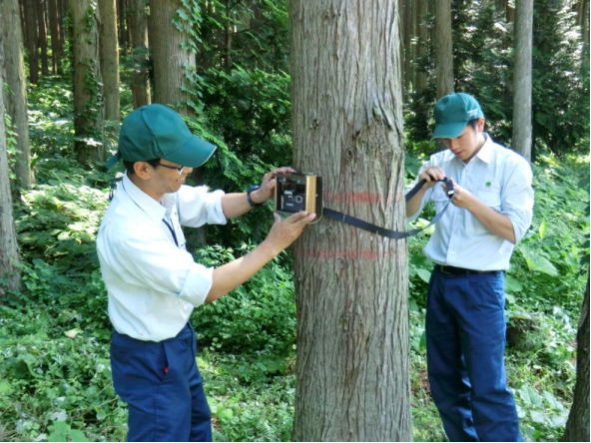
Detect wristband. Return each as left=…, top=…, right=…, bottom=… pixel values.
left=246, top=185, right=263, bottom=207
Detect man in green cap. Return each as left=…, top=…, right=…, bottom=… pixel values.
left=406, top=92, right=533, bottom=442
left=97, top=103, right=316, bottom=442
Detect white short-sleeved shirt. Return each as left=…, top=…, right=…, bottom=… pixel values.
left=409, top=135, right=534, bottom=271
left=96, top=174, right=227, bottom=341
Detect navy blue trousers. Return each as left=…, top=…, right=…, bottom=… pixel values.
left=110, top=324, right=212, bottom=442
left=426, top=268, right=522, bottom=442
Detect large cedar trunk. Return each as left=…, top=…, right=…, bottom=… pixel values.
left=0, top=43, right=21, bottom=296
left=290, top=1, right=411, bottom=441
left=0, top=0, right=34, bottom=189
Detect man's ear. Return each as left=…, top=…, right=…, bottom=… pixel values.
left=133, top=161, right=153, bottom=179
left=476, top=117, right=486, bottom=131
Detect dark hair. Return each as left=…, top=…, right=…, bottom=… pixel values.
left=123, top=158, right=160, bottom=176
left=468, top=119, right=480, bottom=130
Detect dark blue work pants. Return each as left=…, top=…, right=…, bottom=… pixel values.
left=426, top=268, right=522, bottom=442
left=110, top=324, right=212, bottom=442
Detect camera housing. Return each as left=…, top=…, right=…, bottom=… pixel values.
left=275, top=173, right=322, bottom=216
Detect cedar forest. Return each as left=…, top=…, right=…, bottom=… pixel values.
left=0, top=0, right=589, bottom=442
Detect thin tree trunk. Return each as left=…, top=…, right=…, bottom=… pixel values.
left=148, top=0, right=195, bottom=112
left=99, top=0, right=121, bottom=122
left=291, top=1, right=411, bottom=440
left=23, top=0, right=40, bottom=83
left=37, top=0, right=50, bottom=76
left=512, top=0, right=533, bottom=161
left=70, top=0, right=105, bottom=164
left=435, top=0, right=454, bottom=97
left=126, top=0, right=151, bottom=107
left=1, top=0, right=34, bottom=189
left=415, top=0, right=428, bottom=94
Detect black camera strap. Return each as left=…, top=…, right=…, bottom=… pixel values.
left=322, top=178, right=454, bottom=239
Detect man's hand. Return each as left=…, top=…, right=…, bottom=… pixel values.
left=207, top=210, right=316, bottom=303
left=262, top=211, right=317, bottom=254
left=250, top=166, right=297, bottom=204
left=419, top=166, right=447, bottom=189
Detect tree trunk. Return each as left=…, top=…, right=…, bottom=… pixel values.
left=0, top=39, right=21, bottom=297
left=1, top=0, right=34, bottom=189
left=148, top=0, right=195, bottom=112
left=414, top=0, right=428, bottom=94
left=563, top=273, right=590, bottom=442
left=23, top=0, right=40, bottom=83
left=512, top=0, right=533, bottom=161
left=126, top=0, right=151, bottom=107
left=47, top=0, right=63, bottom=75
left=400, top=0, right=415, bottom=91
left=434, top=0, right=454, bottom=97
left=290, top=1, right=411, bottom=441
left=99, top=0, right=121, bottom=122
left=37, top=0, right=50, bottom=77
left=70, top=0, right=105, bottom=164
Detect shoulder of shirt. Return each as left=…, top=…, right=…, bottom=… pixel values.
left=479, top=136, right=531, bottom=169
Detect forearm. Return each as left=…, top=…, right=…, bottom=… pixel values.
left=467, top=200, right=516, bottom=243
left=220, top=192, right=253, bottom=219
left=206, top=240, right=280, bottom=302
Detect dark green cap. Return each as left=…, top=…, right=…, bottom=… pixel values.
left=107, top=104, right=217, bottom=168
left=432, top=92, right=484, bottom=139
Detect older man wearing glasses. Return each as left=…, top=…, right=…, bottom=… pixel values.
left=96, top=103, right=315, bottom=442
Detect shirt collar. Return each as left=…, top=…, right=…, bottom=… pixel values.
left=473, top=133, right=494, bottom=164
left=120, top=173, right=167, bottom=222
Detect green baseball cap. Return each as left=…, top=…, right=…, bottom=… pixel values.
left=107, top=104, right=217, bottom=168
left=432, top=92, right=484, bottom=139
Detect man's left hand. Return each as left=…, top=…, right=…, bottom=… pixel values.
left=251, top=166, right=297, bottom=204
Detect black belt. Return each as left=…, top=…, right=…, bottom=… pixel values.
left=322, top=178, right=454, bottom=239
left=435, top=265, right=500, bottom=275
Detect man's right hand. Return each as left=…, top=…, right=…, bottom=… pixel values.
left=419, top=166, right=447, bottom=188
left=263, top=211, right=317, bottom=254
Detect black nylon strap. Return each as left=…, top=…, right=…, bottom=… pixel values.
left=321, top=178, right=454, bottom=239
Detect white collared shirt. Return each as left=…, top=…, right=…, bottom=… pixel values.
left=96, top=174, right=227, bottom=341
left=410, top=135, right=534, bottom=271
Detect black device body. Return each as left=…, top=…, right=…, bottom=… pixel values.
left=275, top=173, right=323, bottom=216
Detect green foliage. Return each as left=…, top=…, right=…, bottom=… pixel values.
left=199, top=351, right=295, bottom=442
left=16, top=177, right=108, bottom=272
left=192, top=244, right=296, bottom=356
left=0, top=309, right=126, bottom=442
left=507, top=153, right=589, bottom=312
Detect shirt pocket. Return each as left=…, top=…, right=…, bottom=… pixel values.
left=474, top=185, right=501, bottom=211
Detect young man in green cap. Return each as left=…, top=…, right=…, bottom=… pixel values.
left=96, top=103, right=316, bottom=442
left=406, top=92, right=534, bottom=442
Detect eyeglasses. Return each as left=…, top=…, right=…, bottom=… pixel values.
left=155, top=162, right=186, bottom=174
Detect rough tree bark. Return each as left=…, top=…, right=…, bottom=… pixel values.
left=0, top=0, right=34, bottom=189
left=148, top=0, right=195, bottom=112
left=290, top=1, right=411, bottom=441
left=0, top=37, right=21, bottom=296
left=434, top=0, right=454, bottom=97
left=70, top=0, right=105, bottom=164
